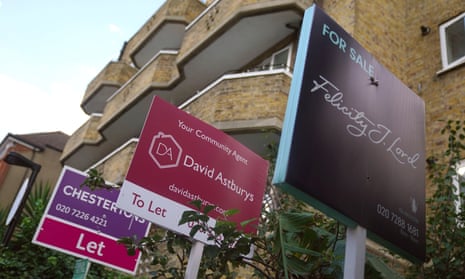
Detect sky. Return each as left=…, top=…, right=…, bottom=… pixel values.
left=0, top=0, right=164, bottom=140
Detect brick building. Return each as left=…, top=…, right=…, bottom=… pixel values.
left=60, top=0, right=465, bottom=274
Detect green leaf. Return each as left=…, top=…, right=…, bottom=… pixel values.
left=214, top=220, right=236, bottom=235
left=190, top=200, right=202, bottom=210
left=223, top=208, right=239, bottom=217
left=203, top=204, right=216, bottom=214
left=240, top=218, right=256, bottom=228
left=283, top=242, right=322, bottom=257
left=204, top=245, right=220, bottom=258
left=279, top=212, right=314, bottom=232
left=286, top=256, right=313, bottom=275
left=178, top=210, right=199, bottom=225
left=126, top=247, right=136, bottom=256
left=189, top=224, right=202, bottom=237
left=366, top=253, right=404, bottom=279
left=117, top=237, right=134, bottom=245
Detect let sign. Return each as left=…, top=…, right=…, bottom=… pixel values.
left=117, top=97, right=269, bottom=243
left=33, top=166, right=150, bottom=274
left=273, top=5, right=425, bottom=262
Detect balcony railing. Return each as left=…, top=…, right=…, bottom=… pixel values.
left=178, top=0, right=312, bottom=64
left=99, top=51, right=180, bottom=130
left=119, top=0, right=206, bottom=68
left=181, top=68, right=292, bottom=125
left=87, top=138, right=138, bottom=184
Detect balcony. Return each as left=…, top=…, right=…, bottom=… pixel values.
left=178, top=0, right=312, bottom=64
left=87, top=139, right=138, bottom=185
left=81, top=62, right=137, bottom=114
left=99, top=51, right=180, bottom=131
left=167, top=0, right=311, bottom=116
left=61, top=0, right=310, bottom=169
left=60, top=114, right=103, bottom=169
left=182, top=69, right=290, bottom=123
left=62, top=51, right=180, bottom=169
left=120, top=0, right=206, bottom=68
left=180, top=69, right=292, bottom=155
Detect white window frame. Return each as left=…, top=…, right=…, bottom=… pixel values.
left=270, top=45, right=292, bottom=71
left=439, top=12, right=465, bottom=72
left=253, top=44, right=293, bottom=72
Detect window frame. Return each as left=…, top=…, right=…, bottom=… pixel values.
left=439, top=12, right=465, bottom=71
left=253, top=44, right=293, bottom=72
left=270, top=45, right=292, bottom=71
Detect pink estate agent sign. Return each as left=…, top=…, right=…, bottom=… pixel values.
left=33, top=166, right=150, bottom=274
left=35, top=217, right=139, bottom=272
left=116, top=97, right=269, bottom=243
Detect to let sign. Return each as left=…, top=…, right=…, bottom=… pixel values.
left=273, top=5, right=425, bottom=262
left=116, top=97, right=269, bottom=243
left=33, top=166, right=150, bottom=274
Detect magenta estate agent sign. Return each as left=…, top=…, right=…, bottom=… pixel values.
left=33, top=166, right=150, bottom=274
left=117, top=97, right=269, bottom=243
left=273, top=5, right=425, bottom=262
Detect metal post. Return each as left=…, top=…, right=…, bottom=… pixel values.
left=343, top=225, right=366, bottom=279
left=72, top=258, right=90, bottom=279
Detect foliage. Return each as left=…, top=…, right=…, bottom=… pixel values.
left=85, top=142, right=403, bottom=278
left=408, top=120, right=465, bottom=278
left=180, top=201, right=254, bottom=277
left=120, top=227, right=192, bottom=278
left=115, top=141, right=404, bottom=278
left=124, top=194, right=401, bottom=279
left=252, top=144, right=345, bottom=278
left=81, top=168, right=114, bottom=190
left=365, top=254, right=404, bottom=279
left=115, top=141, right=344, bottom=278
left=0, top=182, right=74, bottom=278
left=119, top=193, right=344, bottom=279
left=0, top=182, right=131, bottom=278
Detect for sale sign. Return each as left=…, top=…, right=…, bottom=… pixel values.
left=33, top=166, right=150, bottom=274
left=116, top=97, right=269, bottom=243
left=273, top=5, right=425, bottom=262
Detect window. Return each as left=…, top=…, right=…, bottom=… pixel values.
left=271, top=46, right=291, bottom=70
left=440, top=12, right=465, bottom=70
left=254, top=45, right=292, bottom=71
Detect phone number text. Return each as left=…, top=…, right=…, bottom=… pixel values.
left=376, top=203, right=419, bottom=239
left=55, top=203, right=108, bottom=227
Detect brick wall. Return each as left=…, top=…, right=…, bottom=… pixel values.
left=184, top=72, right=291, bottom=125
left=322, top=0, right=407, bottom=79
left=405, top=1, right=465, bottom=161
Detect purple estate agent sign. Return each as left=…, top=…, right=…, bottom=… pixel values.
left=47, top=167, right=148, bottom=239
left=33, top=166, right=150, bottom=274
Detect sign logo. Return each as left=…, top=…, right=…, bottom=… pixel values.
left=149, top=132, right=182, bottom=169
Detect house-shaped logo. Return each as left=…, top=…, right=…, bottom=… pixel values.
left=149, top=132, right=182, bottom=169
